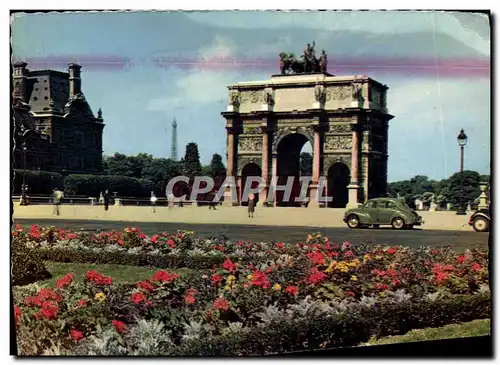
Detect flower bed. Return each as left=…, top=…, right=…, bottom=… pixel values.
left=12, top=226, right=490, bottom=356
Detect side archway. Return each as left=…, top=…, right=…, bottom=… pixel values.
left=327, top=162, right=350, bottom=208
left=241, top=163, right=262, bottom=206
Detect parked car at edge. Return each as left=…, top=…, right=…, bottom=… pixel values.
left=468, top=208, right=490, bottom=232
left=343, top=198, right=424, bottom=230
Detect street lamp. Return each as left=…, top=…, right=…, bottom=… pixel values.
left=457, top=129, right=468, bottom=173
left=456, top=129, right=468, bottom=215
left=20, top=141, right=28, bottom=206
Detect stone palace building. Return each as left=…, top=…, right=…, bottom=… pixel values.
left=12, top=62, right=104, bottom=175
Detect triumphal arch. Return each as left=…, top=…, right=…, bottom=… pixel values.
left=222, top=43, right=394, bottom=208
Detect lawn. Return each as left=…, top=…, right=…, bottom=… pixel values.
left=365, top=319, right=491, bottom=346
left=42, top=261, right=193, bottom=287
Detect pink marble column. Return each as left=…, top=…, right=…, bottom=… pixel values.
left=312, top=129, right=321, bottom=184
left=347, top=125, right=360, bottom=208
left=308, top=128, right=321, bottom=208
left=351, top=128, right=360, bottom=184
left=260, top=129, right=269, bottom=204
left=271, top=154, right=278, bottom=206
left=226, top=130, right=235, bottom=177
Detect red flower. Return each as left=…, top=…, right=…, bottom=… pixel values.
left=184, top=295, right=196, bottom=304
left=275, top=242, right=285, bottom=249
left=431, top=249, right=441, bottom=255
left=472, top=263, right=482, bottom=272
left=222, top=258, right=237, bottom=273
left=76, top=299, right=88, bottom=308
left=285, top=285, right=298, bottom=296
left=152, top=270, right=179, bottom=283
left=38, top=288, right=60, bottom=301
left=86, top=271, right=113, bottom=285
left=375, top=283, right=390, bottom=291
left=25, top=296, right=42, bottom=307
left=386, top=247, right=397, bottom=255
left=151, top=234, right=160, bottom=243
left=131, top=292, right=147, bottom=304
left=213, top=297, right=229, bottom=311
left=307, top=251, right=326, bottom=266
left=327, top=251, right=340, bottom=258
left=40, top=301, right=58, bottom=320
left=167, top=239, right=176, bottom=248
left=387, top=269, right=398, bottom=277
left=70, top=329, right=84, bottom=342
left=14, top=306, right=22, bottom=326
left=56, top=273, right=75, bottom=289
left=342, top=241, right=350, bottom=248
left=346, top=291, right=356, bottom=297
left=66, top=233, right=78, bottom=240
left=392, top=279, right=401, bottom=287
left=137, top=280, right=155, bottom=291
left=308, top=269, right=327, bottom=285
left=343, top=250, right=353, bottom=258
left=250, top=271, right=271, bottom=288
left=117, top=239, right=125, bottom=246
left=435, top=272, right=449, bottom=282
left=112, top=320, right=127, bottom=334
left=211, top=274, right=223, bottom=285
left=457, top=255, right=467, bottom=264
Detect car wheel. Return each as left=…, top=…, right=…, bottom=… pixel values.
left=473, top=217, right=489, bottom=232
left=346, top=214, right=360, bottom=229
left=391, top=217, right=405, bottom=230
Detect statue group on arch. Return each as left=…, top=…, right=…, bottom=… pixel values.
left=279, top=41, right=328, bottom=75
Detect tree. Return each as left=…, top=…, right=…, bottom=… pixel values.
left=210, top=153, right=226, bottom=177
left=440, top=170, right=481, bottom=208
left=183, top=142, right=202, bottom=179
left=299, top=152, right=313, bottom=176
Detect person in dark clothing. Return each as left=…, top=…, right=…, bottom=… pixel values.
left=248, top=193, right=255, bottom=218
left=103, top=190, right=110, bottom=211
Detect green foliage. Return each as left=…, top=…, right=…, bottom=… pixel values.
left=13, top=169, right=63, bottom=195
left=209, top=153, right=226, bottom=177
left=440, top=171, right=481, bottom=207
left=183, top=142, right=202, bottom=179
left=11, top=239, right=52, bottom=286
left=37, top=248, right=228, bottom=270
left=63, top=174, right=154, bottom=198
left=300, top=152, right=313, bottom=176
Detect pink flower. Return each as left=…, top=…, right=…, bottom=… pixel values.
left=70, top=329, right=84, bottom=342
left=222, top=258, right=237, bottom=273
left=213, top=297, right=229, bottom=311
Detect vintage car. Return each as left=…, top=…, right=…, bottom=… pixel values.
left=343, top=198, right=424, bottom=230
left=468, top=208, right=490, bottom=232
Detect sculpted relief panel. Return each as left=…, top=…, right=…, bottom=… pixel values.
left=238, top=136, right=263, bottom=152
left=328, top=124, right=352, bottom=133
left=325, top=85, right=351, bottom=101
left=324, top=135, right=352, bottom=151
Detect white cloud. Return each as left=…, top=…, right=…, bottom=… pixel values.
left=147, top=35, right=244, bottom=112
left=186, top=11, right=490, bottom=56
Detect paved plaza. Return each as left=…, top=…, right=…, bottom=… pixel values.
left=12, top=203, right=475, bottom=232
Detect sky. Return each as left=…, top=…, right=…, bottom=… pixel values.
left=11, top=10, right=491, bottom=182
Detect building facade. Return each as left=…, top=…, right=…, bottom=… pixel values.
left=222, top=72, right=394, bottom=208
left=12, top=62, right=105, bottom=175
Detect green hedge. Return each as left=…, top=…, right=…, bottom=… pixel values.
left=63, top=174, right=154, bottom=198
left=12, top=240, right=52, bottom=286
left=37, top=248, right=230, bottom=269
left=13, top=169, right=63, bottom=195
left=169, top=293, right=491, bottom=356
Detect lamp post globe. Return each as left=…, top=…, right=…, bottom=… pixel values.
left=456, top=129, right=468, bottom=215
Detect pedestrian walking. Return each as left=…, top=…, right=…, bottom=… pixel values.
left=103, top=190, right=110, bottom=211
left=53, top=188, right=64, bottom=216
left=167, top=192, right=175, bottom=209
left=150, top=191, right=158, bottom=213
left=209, top=189, right=217, bottom=210
left=248, top=192, right=255, bottom=218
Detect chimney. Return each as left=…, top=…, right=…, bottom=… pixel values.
left=68, top=63, right=82, bottom=98
left=13, top=62, right=28, bottom=101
